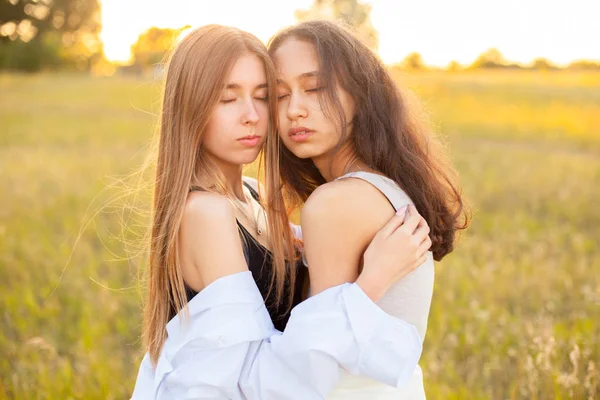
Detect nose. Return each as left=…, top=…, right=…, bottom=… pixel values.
left=286, top=92, right=308, bottom=121
left=243, top=99, right=260, bottom=125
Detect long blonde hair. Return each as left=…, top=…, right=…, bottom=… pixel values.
left=144, top=25, right=298, bottom=365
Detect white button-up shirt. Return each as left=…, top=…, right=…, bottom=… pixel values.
left=131, top=271, right=422, bottom=399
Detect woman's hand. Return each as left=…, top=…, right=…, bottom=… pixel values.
left=356, top=205, right=431, bottom=302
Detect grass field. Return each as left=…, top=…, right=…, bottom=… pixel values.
left=1, top=70, right=599, bottom=399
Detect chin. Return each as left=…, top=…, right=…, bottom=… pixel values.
left=238, top=153, right=262, bottom=165
left=223, top=150, right=261, bottom=166
left=284, top=143, right=324, bottom=160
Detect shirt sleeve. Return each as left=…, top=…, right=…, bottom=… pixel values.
left=131, top=271, right=422, bottom=400
left=290, top=222, right=303, bottom=241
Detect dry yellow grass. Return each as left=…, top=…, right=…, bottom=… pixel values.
left=1, top=70, right=599, bottom=399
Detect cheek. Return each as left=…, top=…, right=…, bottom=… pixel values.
left=257, top=102, right=269, bottom=129
left=207, top=108, right=230, bottom=134
left=313, top=108, right=338, bottom=139
left=277, top=104, right=289, bottom=128
left=203, top=110, right=230, bottom=150
left=202, top=123, right=221, bottom=154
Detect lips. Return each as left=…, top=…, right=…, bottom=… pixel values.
left=288, top=127, right=314, bottom=143
left=238, top=135, right=262, bottom=147
left=288, top=126, right=312, bottom=137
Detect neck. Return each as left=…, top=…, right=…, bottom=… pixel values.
left=220, top=162, right=246, bottom=200
left=195, top=157, right=246, bottom=201
left=312, top=143, right=373, bottom=182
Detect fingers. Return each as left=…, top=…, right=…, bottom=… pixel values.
left=376, top=205, right=408, bottom=238
left=411, top=232, right=432, bottom=271
left=413, top=254, right=428, bottom=270
left=398, top=205, right=421, bottom=234
left=412, top=218, right=431, bottom=245
left=417, top=234, right=432, bottom=256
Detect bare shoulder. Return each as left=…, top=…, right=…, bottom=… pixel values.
left=301, top=178, right=395, bottom=230
left=179, top=191, right=247, bottom=291
left=183, top=190, right=236, bottom=224
left=300, top=178, right=398, bottom=293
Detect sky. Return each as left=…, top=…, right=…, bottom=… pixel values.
left=99, top=0, right=600, bottom=67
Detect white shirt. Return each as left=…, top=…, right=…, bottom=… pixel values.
left=131, top=271, right=422, bottom=399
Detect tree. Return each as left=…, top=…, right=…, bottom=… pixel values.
left=0, top=0, right=102, bottom=71
left=567, top=60, right=600, bottom=70
left=531, top=57, right=555, bottom=70
left=447, top=60, right=462, bottom=72
left=130, top=26, right=189, bottom=68
left=295, top=0, right=378, bottom=50
left=400, top=52, right=426, bottom=70
left=469, top=48, right=507, bottom=69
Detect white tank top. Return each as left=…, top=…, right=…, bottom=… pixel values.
left=328, top=171, right=434, bottom=399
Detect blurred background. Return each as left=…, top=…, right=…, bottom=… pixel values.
left=1, top=0, right=599, bottom=398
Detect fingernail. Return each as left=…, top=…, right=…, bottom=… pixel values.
left=396, top=205, right=408, bottom=216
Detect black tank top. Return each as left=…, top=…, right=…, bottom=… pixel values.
left=185, top=182, right=306, bottom=331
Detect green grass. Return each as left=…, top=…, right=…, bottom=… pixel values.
left=1, top=70, right=599, bottom=399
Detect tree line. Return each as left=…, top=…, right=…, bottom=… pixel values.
left=1, top=0, right=597, bottom=73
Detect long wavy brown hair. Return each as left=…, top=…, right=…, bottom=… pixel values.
left=144, top=25, right=298, bottom=365
left=268, top=21, right=469, bottom=261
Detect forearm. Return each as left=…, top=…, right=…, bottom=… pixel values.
left=133, top=272, right=422, bottom=399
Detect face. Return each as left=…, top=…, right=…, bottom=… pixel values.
left=203, top=53, right=269, bottom=167
left=273, top=38, right=354, bottom=160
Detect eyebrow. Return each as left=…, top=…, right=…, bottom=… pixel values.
left=224, top=83, right=268, bottom=90
left=299, top=71, right=320, bottom=80
left=277, top=71, right=320, bottom=85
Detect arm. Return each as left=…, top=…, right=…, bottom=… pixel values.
left=132, top=191, right=423, bottom=399
left=178, top=191, right=248, bottom=291
left=302, top=179, right=430, bottom=302
left=302, top=179, right=398, bottom=297
left=133, top=274, right=421, bottom=400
